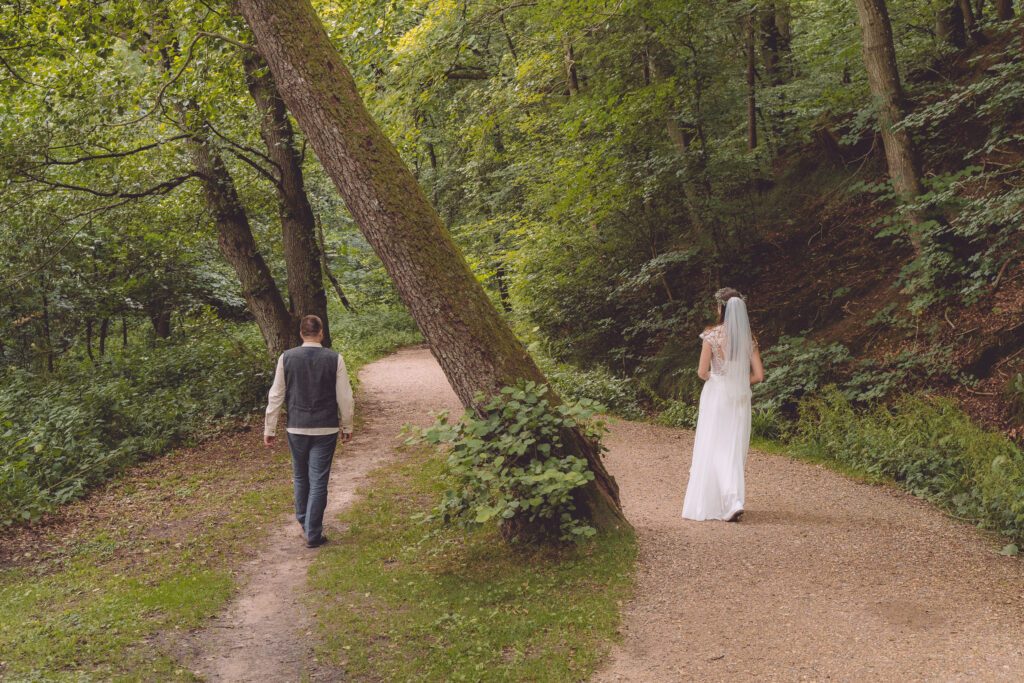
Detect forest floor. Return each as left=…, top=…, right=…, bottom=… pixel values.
left=175, top=346, right=464, bottom=681
left=596, top=421, right=1024, bottom=681
left=3, top=347, right=1022, bottom=681
left=182, top=347, right=1023, bottom=681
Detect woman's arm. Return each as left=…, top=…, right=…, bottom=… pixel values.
left=697, top=341, right=712, bottom=381
left=750, top=345, right=765, bottom=384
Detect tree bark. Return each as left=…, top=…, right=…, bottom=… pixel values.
left=745, top=10, right=758, bottom=150
left=237, top=0, right=625, bottom=532
left=996, top=0, right=1015, bottom=20
left=41, top=292, right=53, bottom=373
left=936, top=2, right=967, bottom=49
left=86, top=318, right=94, bottom=361
left=314, top=213, right=355, bottom=312
left=958, top=0, right=986, bottom=43
left=760, top=1, right=791, bottom=86
left=243, top=49, right=331, bottom=347
left=852, top=0, right=926, bottom=251
left=186, top=126, right=295, bottom=357
left=98, top=317, right=109, bottom=357
left=563, top=36, right=580, bottom=96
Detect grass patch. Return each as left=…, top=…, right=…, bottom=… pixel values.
left=0, top=429, right=293, bottom=680
left=308, top=448, right=636, bottom=682
left=792, top=388, right=1024, bottom=544
left=0, top=306, right=424, bottom=679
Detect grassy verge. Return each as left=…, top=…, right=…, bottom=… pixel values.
left=0, top=306, right=423, bottom=680
left=308, top=448, right=637, bottom=682
left=0, top=428, right=293, bottom=681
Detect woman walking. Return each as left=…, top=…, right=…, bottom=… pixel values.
left=682, top=288, right=765, bottom=522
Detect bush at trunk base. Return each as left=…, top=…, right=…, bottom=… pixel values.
left=417, top=382, right=606, bottom=543
left=794, top=387, right=1024, bottom=544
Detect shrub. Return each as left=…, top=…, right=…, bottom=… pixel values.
left=793, top=387, right=1024, bottom=543
left=416, top=382, right=606, bottom=543
left=655, top=399, right=698, bottom=429
left=535, top=357, right=646, bottom=419
left=752, top=335, right=850, bottom=415
left=0, top=324, right=270, bottom=526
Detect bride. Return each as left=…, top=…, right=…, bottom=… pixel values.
left=682, top=288, right=765, bottom=522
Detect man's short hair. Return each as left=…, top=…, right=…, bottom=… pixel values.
left=300, top=315, right=323, bottom=338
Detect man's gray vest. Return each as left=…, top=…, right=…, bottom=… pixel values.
left=282, top=346, right=339, bottom=429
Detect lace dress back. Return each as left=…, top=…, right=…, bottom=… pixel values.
left=699, top=324, right=757, bottom=376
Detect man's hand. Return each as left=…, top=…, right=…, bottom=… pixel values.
left=341, top=431, right=353, bottom=443
left=264, top=434, right=276, bottom=448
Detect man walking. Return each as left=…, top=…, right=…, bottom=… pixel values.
left=264, top=315, right=354, bottom=548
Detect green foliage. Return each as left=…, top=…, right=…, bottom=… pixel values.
left=752, top=335, right=851, bottom=414
left=0, top=441, right=293, bottom=680
left=535, top=355, right=647, bottom=420
left=308, top=452, right=636, bottom=681
left=655, top=399, right=698, bottom=430
left=0, top=319, right=269, bottom=526
left=329, top=305, right=423, bottom=382
left=417, top=382, right=606, bottom=542
left=794, top=388, right=1024, bottom=543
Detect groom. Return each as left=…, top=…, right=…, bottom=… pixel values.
left=264, top=315, right=354, bottom=548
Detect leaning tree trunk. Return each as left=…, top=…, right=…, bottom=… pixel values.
left=237, top=0, right=625, bottom=533
left=243, top=50, right=331, bottom=347
left=186, top=127, right=295, bottom=358
left=852, top=0, right=926, bottom=252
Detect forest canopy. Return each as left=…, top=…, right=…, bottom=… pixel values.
left=1, top=0, right=1022, bottom=525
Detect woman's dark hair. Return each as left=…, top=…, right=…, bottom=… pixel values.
left=299, top=314, right=323, bottom=338
left=713, top=287, right=744, bottom=324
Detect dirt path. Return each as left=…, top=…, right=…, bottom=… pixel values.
left=182, top=347, right=461, bottom=682
left=596, top=419, right=1024, bottom=682
left=181, top=347, right=1023, bottom=681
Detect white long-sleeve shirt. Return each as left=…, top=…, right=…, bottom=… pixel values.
left=264, top=342, right=354, bottom=437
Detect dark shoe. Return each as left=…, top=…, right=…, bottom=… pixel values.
left=727, top=509, right=744, bottom=523
left=306, top=535, right=328, bottom=548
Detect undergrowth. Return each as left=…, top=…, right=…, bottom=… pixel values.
left=0, top=306, right=421, bottom=527
left=794, top=388, right=1024, bottom=549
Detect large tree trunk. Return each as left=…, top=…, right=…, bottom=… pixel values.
left=936, top=2, right=967, bottom=49
left=852, top=0, right=926, bottom=251
left=186, top=127, right=295, bottom=357
left=243, top=50, right=331, bottom=347
left=745, top=10, right=758, bottom=150
left=996, top=0, right=1015, bottom=20
left=237, top=0, right=625, bottom=533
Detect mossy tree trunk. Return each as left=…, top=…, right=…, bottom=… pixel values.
left=852, top=0, right=926, bottom=253
left=237, top=0, right=625, bottom=533
left=186, top=124, right=295, bottom=358
left=243, top=49, right=332, bottom=347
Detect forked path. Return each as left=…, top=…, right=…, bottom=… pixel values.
left=596, top=420, right=1024, bottom=682
left=183, top=348, right=1023, bottom=681
left=181, top=347, right=461, bottom=681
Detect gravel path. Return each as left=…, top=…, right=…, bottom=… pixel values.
left=181, top=347, right=1024, bottom=681
left=182, top=347, right=460, bottom=682
left=595, top=419, right=1024, bottom=682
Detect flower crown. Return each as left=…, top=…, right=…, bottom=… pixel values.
left=713, top=288, right=746, bottom=306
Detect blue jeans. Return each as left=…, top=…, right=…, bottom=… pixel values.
left=286, top=432, right=338, bottom=543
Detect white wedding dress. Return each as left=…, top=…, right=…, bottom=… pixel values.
left=682, top=298, right=754, bottom=521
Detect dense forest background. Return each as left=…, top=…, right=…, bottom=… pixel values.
left=1, top=0, right=1022, bottom=527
